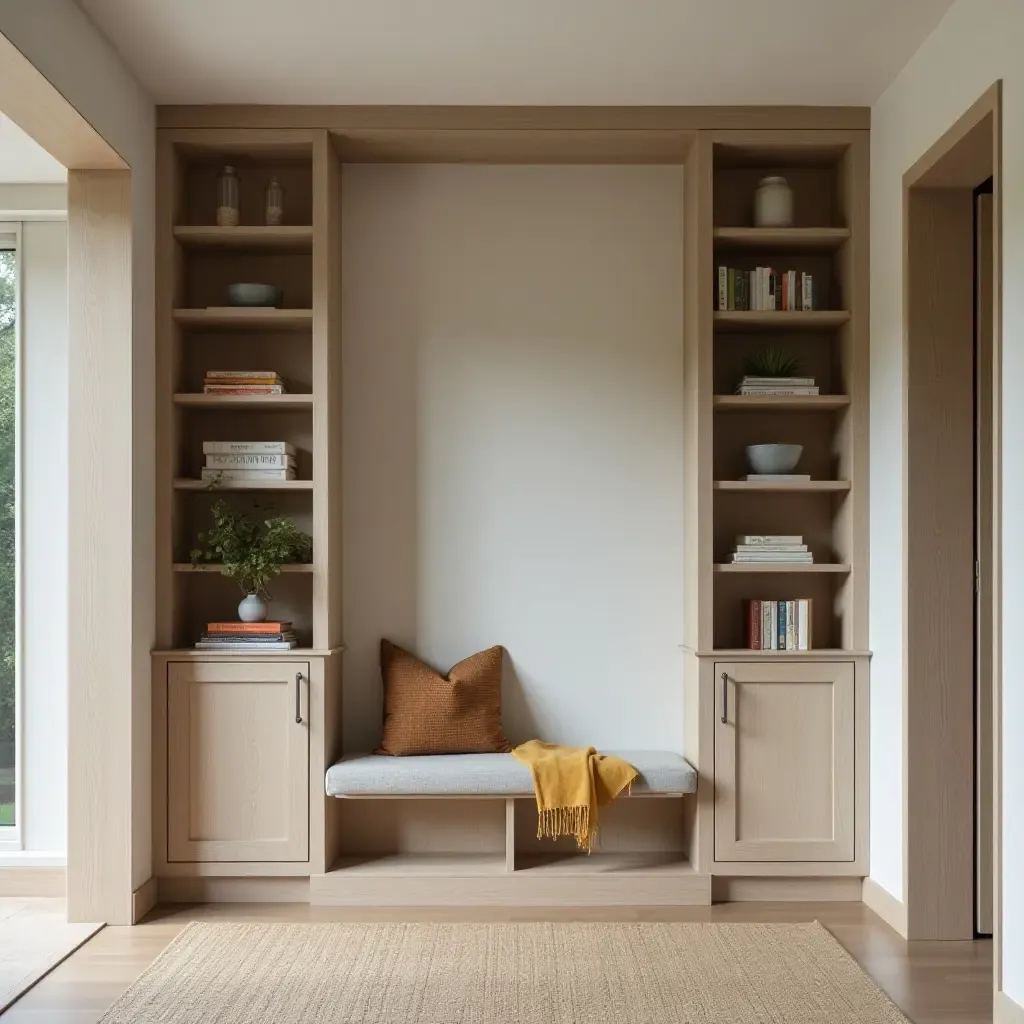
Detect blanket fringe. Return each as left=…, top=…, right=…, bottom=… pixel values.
left=537, top=805, right=595, bottom=853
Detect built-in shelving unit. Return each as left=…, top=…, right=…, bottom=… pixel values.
left=685, top=130, right=868, bottom=654
left=156, top=128, right=342, bottom=651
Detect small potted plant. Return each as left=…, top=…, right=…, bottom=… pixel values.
left=190, top=499, right=312, bottom=622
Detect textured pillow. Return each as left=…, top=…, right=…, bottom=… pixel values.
left=378, top=640, right=511, bottom=756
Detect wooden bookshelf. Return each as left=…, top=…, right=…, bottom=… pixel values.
left=156, top=128, right=342, bottom=651
left=173, top=307, right=314, bottom=330
left=713, top=480, right=851, bottom=492
left=685, top=130, right=868, bottom=655
left=713, top=563, right=852, bottom=574
left=713, top=310, right=851, bottom=332
left=173, top=393, right=314, bottom=409
left=173, top=225, right=314, bottom=251
left=712, top=226, right=850, bottom=251
left=174, top=478, right=314, bottom=491
left=713, top=394, right=850, bottom=411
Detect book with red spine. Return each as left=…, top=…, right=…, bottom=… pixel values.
left=747, top=599, right=761, bottom=650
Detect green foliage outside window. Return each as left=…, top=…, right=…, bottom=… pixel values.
left=0, top=249, right=16, bottom=825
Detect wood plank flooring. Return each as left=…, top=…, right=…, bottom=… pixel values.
left=0, top=902, right=993, bottom=1023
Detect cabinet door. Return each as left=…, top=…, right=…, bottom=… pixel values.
left=714, top=661, right=855, bottom=862
left=167, top=661, right=309, bottom=863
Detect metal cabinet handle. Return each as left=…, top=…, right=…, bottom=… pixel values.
left=720, top=672, right=728, bottom=725
left=295, top=672, right=303, bottom=724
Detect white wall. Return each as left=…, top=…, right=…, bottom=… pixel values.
left=0, top=3, right=156, bottom=893
left=19, top=215, right=68, bottom=855
left=342, top=164, right=685, bottom=754
left=870, top=0, right=1023, bottom=1001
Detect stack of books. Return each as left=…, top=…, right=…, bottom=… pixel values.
left=746, top=599, right=812, bottom=651
left=204, top=370, right=286, bottom=395
left=195, top=621, right=298, bottom=652
left=730, top=535, right=813, bottom=565
left=201, top=440, right=297, bottom=483
left=717, top=267, right=815, bottom=311
left=737, top=375, right=819, bottom=396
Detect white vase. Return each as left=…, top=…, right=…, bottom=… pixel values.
left=238, top=593, right=268, bottom=623
left=754, top=176, right=794, bottom=227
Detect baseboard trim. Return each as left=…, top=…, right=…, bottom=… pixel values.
left=713, top=876, right=862, bottom=902
left=158, top=876, right=311, bottom=903
left=861, top=878, right=908, bottom=937
left=996, top=991, right=1024, bottom=1024
left=0, top=866, right=66, bottom=897
left=132, top=877, right=159, bottom=923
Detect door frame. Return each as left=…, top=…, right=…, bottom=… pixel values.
left=902, top=80, right=1002, bottom=956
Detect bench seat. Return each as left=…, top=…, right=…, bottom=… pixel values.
left=325, top=751, right=697, bottom=798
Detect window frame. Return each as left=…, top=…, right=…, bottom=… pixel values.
left=0, top=222, right=23, bottom=851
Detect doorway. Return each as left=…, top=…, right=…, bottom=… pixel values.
left=903, top=82, right=1001, bottom=945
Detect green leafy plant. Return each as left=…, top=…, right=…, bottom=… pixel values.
left=190, top=499, right=312, bottom=597
left=744, top=345, right=801, bottom=378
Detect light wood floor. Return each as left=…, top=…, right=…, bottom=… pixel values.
left=0, top=902, right=993, bottom=1023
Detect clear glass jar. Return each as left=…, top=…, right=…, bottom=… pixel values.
left=216, top=165, right=240, bottom=226
left=265, top=177, right=285, bottom=226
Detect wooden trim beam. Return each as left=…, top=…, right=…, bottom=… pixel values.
left=0, top=33, right=124, bottom=170
left=157, top=105, right=870, bottom=132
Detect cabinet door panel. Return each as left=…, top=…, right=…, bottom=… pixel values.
left=714, top=661, right=854, bottom=862
left=167, top=661, right=309, bottom=863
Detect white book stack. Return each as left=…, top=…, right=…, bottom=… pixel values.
left=201, top=440, right=297, bottom=482
left=730, top=534, right=813, bottom=565
left=738, top=376, right=819, bottom=396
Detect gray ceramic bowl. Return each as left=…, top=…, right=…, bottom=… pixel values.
left=746, top=443, right=803, bottom=474
left=227, top=283, right=282, bottom=307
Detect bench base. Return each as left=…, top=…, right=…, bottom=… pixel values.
left=310, top=852, right=711, bottom=907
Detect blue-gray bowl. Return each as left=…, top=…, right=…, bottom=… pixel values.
left=746, top=443, right=803, bottom=474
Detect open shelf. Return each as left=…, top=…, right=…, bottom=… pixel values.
left=714, top=562, right=851, bottom=574
left=173, top=393, right=313, bottom=410
left=714, top=480, right=851, bottom=492
left=327, top=853, right=506, bottom=877
left=173, top=225, right=314, bottom=251
left=174, top=478, right=313, bottom=491
left=712, top=226, right=851, bottom=251
left=173, top=308, right=313, bottom=331
left=713, top=310, right=850, bottom=332
left=713, top=395, right=850, bottom=412
left=514, top=852, right=693, bottom=876
left=173, top=562, right=314, bottom=573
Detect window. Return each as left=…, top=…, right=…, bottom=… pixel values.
left=0, top=225, right=19, bottom=844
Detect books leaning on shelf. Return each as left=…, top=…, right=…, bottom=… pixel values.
left=717, top=267, right=815, bottom=312
left=746, top=599, right=812, bottom=651
left=737, top=375, right=819, bottom=396
left=195, top=621, right=298, bottom=651
left=730, top=534, right=814, bottom=564
left=204, top=370, right=287, bottom=395
left=202, top=440, right=297, bottom=481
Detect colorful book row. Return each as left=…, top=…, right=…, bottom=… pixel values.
left=746, top=598, right=812, bottom=651
left=717, top=267, right=815, bottom=311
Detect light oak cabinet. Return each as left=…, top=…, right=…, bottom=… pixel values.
left=166, top=660, right=310, bottom=863
left=714, top=661, right=855, bottom=863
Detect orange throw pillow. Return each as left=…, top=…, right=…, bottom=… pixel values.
left=378, top=640, right=512, bottom=756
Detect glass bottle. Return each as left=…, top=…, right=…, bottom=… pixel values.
left=265, top=177, right=285, bottom=226
left=216, top=165, right=240, bottom=226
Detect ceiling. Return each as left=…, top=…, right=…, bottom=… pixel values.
left=0, top=114, right=66, bottom=183
left=77, top=0, right=954, bottom=107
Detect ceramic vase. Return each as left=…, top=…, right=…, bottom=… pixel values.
left=754, top=176, right=794, bottom=227
left=238, top=593, right=268, bottom=623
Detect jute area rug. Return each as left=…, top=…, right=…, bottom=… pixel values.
left=99, top=921, right=910, bottom=1023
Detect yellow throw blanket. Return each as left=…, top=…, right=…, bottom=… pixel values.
left=511, top=740, right=637, bottom=852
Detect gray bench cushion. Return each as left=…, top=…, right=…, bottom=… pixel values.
left=325, top=751, right=696, bottom=798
